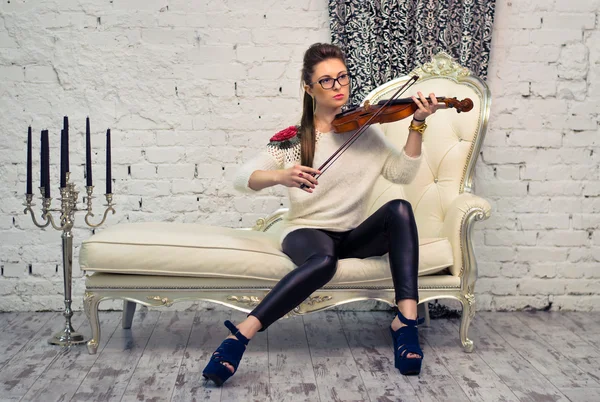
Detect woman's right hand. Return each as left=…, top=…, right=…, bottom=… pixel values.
left=276, top=165, right=321, bottom=193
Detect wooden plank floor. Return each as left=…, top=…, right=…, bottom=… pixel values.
left=0, top=309, right=598, bottom=402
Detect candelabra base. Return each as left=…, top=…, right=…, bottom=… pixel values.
left=48, top=327, right=87, bottom=346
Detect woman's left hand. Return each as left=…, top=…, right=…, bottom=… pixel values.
left=412, top=91, right=444, bottom=122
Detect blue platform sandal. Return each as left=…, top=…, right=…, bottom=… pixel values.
left=202, top=320, right=249, bottom=386
left=389, top=310, right=425, bottom=376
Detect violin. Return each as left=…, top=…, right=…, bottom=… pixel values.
left=332, top=96, right=474, bottom=133
left=299, top=75, right=473, bottom=188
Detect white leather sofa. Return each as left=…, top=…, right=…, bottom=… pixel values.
left=80, top=52, right=492, bottom=355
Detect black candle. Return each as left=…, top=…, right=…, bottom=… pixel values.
left=63, top=116, right=69, bottom=173
left=86, top=117, right=92, bottom=187
left=42, top=130, right=50, bottom=198
left=27, top=126, right=32, bottom=195
left=60, top=129, right=67, bottom=188
left=106, top=128, right=111, bottom=194
left=39, top=130, right=44, bottom=189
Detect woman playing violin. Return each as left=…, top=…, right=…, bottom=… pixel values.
left=202, top=42, right=445, bottom=386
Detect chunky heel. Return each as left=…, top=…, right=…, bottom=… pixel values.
left=389, top=310, right=425, bottom=376
left=202, top=320, right=249, bottom=386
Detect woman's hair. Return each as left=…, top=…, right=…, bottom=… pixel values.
left=300, top=43, right=346, bottom=167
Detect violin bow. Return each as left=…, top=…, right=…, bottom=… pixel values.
left=301, top=75, right=419, bottom=188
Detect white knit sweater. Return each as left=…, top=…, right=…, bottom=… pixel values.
left=233, top=124, right=423, bottom=243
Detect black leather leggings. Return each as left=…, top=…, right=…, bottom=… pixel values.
left=249, top=199, right=419, bottom=331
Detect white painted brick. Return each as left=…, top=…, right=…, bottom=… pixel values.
left=582, top=197, right=600, bottom=213
left=0, top=32, right=18, bottom=48
left=129, top=164, right=157, bottom=180
left=557, top=80, right=588, bottom=101
left=110, top=0, right=172, bottom=12
left=506, top=130, right=562, bottom=147
left=144, top=196, right=198, bottom=213
left=566, top=280, right=600, bottom=295
left=158, top=13, right=201, bottom=28
left=181, top=46, right=237, bottom=64
left=200, top=28, right=254, bottom=45
left=24, top=65, right=58, bottom=83
left=251, top=28, right=327, bottom=44
left=565, top=116, right=598, bottom=131
left=563, top=131, right=600, bottom=147
left=508, top=45, right=561, bottom=62
left=517, top=214, right=570, bottom=230
left=478, top=261, right=501, bottom=278
left=0, top=65, right=24, bottom=81
left=552, top=296, right=600, bottom=311
left=495, top=165, right=520, bottom=180
left=537, top=230, right=589, bottom=247
left=572, top=214, right=600, bottom=230
left=530, top=263, right=557, bottom=279
left=516, top=246, right=569, bottom=262
left=494, top=197, right=551, bottom=213
left=491, top=30, right=531, bottom=47
left=500, top=263, right=530, bottom=278
left=530, top=81, right=556, bottom=98
left=482, top=147, right=530, bottom=164
left=505, top=15, right=543, bottom=30
left=195, top=164, right=223, bottom=179
left=550, top=197, right=582, bottom=213
left=157, top=164, right=195, bottom=179
left=528, top=181, right=584, bottom=196
left=119, top=180, right=171, bottom=196
left=482, top=181, right=528, bottom=196
left=567, top=247, right=597, bottom=263
left=484, top=230, right=537, bottom=246
left=112, top=131, right=157, bottom=148
left=145, top=147, right=186, bottom=164
left=477, top=278, right=518, bottom=295
left=583, top=182, right=600, bottom=196
left=193, top=63, right=247, bottom=80
left=477, top=246, right=516, bottom=263
left=474, top=294, right=494, bottom=311
left=519, top=279, right=567, bottom=295
left=542, top=13, right=596, bottom=30
left=515, top=63, right=558, bottom=82
left=520, top=165, right=573, bottom=181
left=236, top=45, right=294, bottom=63
left=247, top=62, right=287, bottom=80
left=555, top=0, right=600, bottom=12
left=2, top=263, right=26, bottom=278
left=557, top=263, right=600, bottom=279
left=529, top=29, right=583, bottom=46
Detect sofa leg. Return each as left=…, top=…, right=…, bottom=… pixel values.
left=459, top=295, right=476, bottom=353
left=84, top=292, right=102, bottom=355
left=418, top=303, right=430, bottom=326
left=122, top=300, right=137, bottom=329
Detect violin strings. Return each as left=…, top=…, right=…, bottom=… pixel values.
left=314, top=75, right=419, bottom=180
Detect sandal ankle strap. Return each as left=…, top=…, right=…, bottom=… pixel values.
left=224, top=320, right=249, bottom=345
left=396, top=311, right=425, bottom=327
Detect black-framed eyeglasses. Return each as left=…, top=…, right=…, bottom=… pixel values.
left=310, top=73, right=351, bottom=90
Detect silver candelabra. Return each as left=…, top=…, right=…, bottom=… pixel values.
left=23, top=172, right=115, bottom=346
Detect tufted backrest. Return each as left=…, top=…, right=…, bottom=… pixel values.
left=363, top=52, right=491, bottom=240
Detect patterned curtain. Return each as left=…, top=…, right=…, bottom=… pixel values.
left=329, top=0, right=496, bottom=105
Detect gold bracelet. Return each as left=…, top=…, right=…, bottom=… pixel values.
left=408, top=121, right=427, bottom=135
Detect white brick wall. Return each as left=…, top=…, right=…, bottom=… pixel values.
left=477, top=0, right=600, bottom=311
left=0, top=0, right=598, bottom=312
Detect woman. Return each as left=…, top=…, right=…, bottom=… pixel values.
left=202, top=43, right=443, bottom=386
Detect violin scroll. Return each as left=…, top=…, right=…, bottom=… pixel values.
left=442, top=97, right=473, bottom=113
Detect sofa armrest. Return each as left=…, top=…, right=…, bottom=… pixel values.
left=441, top=193, right=492, bottom=278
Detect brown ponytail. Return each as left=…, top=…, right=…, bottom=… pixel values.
left=300, top=43, right=346, bottom=167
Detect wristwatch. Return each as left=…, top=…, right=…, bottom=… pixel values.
left=408, top=120, right=427, bottom=135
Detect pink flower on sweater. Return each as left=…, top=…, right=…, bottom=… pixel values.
left=270, top=126, right=298, bottom=142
